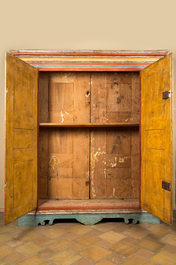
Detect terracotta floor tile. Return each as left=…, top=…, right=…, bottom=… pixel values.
left=0, top=245, right=15, bottom=259
left=15, top=254, right=51, bottom=265
left=113, top=227, right=130, bottom=233
left=136, top=249, right=155, bottom=258
left=69, top=243, right=86, bottom=253
left=39, top=248, right=55, bottom=257
left=161, top=231, right=176, bottom=246
left=48, top=249, right=82, bottom=264
left=15, top=240, right=45, bottom=256
left=136, top=237, right=165, bottom=252
left=122, top=236, right=139, bottom=244
left=151, top=250, right=176, bottom=265
left=147, top=223, right=172, bottom=237
left=61, top=232, right=78, bottom=240
left=6, top=228, right=21, bottom=236
left=91, top=223, right=117, bottom=232
left=67, top=225, right=92, bottom=235
left=35, top=236, right=51, bottom=244
left=74, top=258, right=94, bottom=265
left=0, top=225, right=15, bottom=234
left=0, top=233, right=14, bottom=245
left=73, top=234, right=101, bottom=246
left=17, top=231, right=41, bottom=242
left=96, top=240, right=113, bottom=249
left=124, top=226, right=149, bottom=239
left=39, top=227, right=66, bottom=239
left=6, top=252, right=24, bottom=262
left=147, top=233, right=163, bottom=241
left=45, top=237, right=73, bottom=251
left=80, top=245, right=112, bottom=262
left=7, top=239, right=23, bottom=248
left=33, top=226, right=51, bottom=233
left=0, top=259, right=12, bottom=265
left=99, top=230, right=127, bottom=243
left=120, top=254, right=156, bottom=265
left=163, top=244, right=176, bottom=253
left=137, top=223, right=152, bottom=229
left=52, top=223, right=75, bottom=230
left=87, top=229, right=104, bottom=237
left=107, top=253, right=125, bottom=263
left=97, top=260, right=115, bottom=265
left=110, top=241, right=140, bottom=257
left=113, top=222, right=135, bottom=230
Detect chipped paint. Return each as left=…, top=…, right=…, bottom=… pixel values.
left=113, top=188, right=115, bottom=196
left=49, top=155, right=60, bottom=170
left=61, top=110, right=69, bottom=123
left=111, top=162, right=117, bottom=167
left=90, top=135, right=106, bottom=198
left=119, top=157, right=128, bottom=163
left=104, top=168, right=107, bottom=178
left=85, top=91, right=90, bottom=98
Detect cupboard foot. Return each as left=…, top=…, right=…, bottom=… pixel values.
left=17, top=212, right=160, bottom=226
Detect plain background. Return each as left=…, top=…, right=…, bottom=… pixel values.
left=0, top=0, right=176, bottom=210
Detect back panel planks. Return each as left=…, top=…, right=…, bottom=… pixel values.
left=39, top=128, right=90, bottom=199
left=39, top=72, right=91, bottom=124
left=39, top=71, right=140, bottom=204
left=90, top=128, right=139, bottom=199
left=91, top=72, right=139, bottom=124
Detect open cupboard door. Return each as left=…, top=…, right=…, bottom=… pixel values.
left=141, top=54, right=173, bottom=224
left=5, top=53, right=38, bottom=223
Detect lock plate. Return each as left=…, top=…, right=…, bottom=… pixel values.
left=162, top=180, right=171, bottom=191
left=162, top=90, right=171, bottom=99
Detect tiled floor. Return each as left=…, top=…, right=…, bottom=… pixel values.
left=0, top=213, right=176, bottom=264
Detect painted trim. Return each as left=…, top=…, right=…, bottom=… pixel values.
left=10, top=49, right=169, bottom=71
left=37, top=205, right=140, bottom=211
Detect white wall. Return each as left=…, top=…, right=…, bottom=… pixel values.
left=1, top=0, right=176, bottom=209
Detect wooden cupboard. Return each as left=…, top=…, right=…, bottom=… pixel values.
left=5, top=50, right=174, bottom=225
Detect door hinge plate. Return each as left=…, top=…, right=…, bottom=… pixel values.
left=162, top=90, right=171, bottom=99
left=162, top=180, right=171, bottom=191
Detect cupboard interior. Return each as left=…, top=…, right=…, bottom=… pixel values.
left=38, top=71, right=140, bottom=209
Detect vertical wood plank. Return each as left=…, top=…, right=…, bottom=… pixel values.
left=91, top=72, right=139, bottom=124
left=48, top=72, right=90, bottom=123
left=90, top=128, right=139, bottom=199
left=45, top=128, right=90, bottom=199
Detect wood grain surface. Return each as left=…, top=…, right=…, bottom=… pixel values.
left=141, top=54, right=173, bottom=224
left=5, top=53, right=38, bottom=223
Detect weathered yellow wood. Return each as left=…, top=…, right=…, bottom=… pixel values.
left=5, top=53, right=38, bottom=223
left=141, top=54, right=173, bottom=224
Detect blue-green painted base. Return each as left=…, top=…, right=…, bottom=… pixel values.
left=18, top=212, right=160, bottom=226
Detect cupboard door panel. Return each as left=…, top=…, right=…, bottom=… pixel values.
left=5, top=53, right=38, bottom=223
left=141, top=54, right=173, bottom=224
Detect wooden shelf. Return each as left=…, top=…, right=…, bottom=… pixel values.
left=39, top=123, right=139, bottom=128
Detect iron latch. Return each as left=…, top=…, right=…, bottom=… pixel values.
left=162, top=180, right=171, bottom=191
left=162, top=90, right=172, bottom=99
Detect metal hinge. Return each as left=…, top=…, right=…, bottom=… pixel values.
left=162, top=180, right=171, bottom=191
left=162, top=90, right=172, bottom=99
